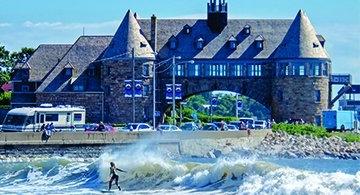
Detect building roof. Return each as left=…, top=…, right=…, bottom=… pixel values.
left=272, top=10, right=329, bottom=59
left=13, top=44, right=71, bottom=81
left=36, top=36, right=112, bottom=92
left=138, top=19, right=293, bottom=60
left=102, top=10, right=155, bottom=60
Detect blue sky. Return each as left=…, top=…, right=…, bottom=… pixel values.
left=0, top=0, right=359, bottom=85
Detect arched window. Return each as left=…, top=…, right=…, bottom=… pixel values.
left=183, top=24, right=192, bottom=34
left=228, top=35, right=237, bottom=50
left=244, top=24, right=251, bottom=35
left=255, top=35, right=265, bottom=49
left=196, top=37, right=205, bottom=50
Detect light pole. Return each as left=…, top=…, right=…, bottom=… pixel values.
left=152, top=56, right=193, bottom=128
left=132, top=48, right=136, bottom=123
left=172, top=56, right=176, bottom=125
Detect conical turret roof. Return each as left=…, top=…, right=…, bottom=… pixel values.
left=103, top=10, right=155, bottom=60
left=272, top=10, right=329, bottom=59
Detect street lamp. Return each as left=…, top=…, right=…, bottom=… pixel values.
left=151, top=56, right=194, bottom=128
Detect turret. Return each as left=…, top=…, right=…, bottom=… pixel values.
left=207, top=0, right=228, bottom=33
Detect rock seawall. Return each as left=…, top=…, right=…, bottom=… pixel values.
left=257, top=131, right=360, bottom=160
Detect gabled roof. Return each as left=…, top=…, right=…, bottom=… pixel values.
left=272, top=10, right=329, bottom=59
left=228, top=35, right=237, bottom=42
left=255, top=35, right=265, bottom=41
left=102, top=10, right=155, bottom=60
left=36, top=36, right=112, bottom=92
left=64, top=62, right=75, bottom=69
left=138, top=19, right=293, bottom=60
left=13, top=44, right=71, bottom=81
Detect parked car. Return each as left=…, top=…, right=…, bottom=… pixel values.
left=157, top=125, right=182, bottom=132
left=254, top=120, right=267, bottom=129
left=289, top=118, right=305, bottom=124
left=239, top=118, right=255, bottom=129
left=180, top=122, right=199, bottom=131
left=229, top=121, right=240, bottom=129
left=201, top=123, right=219, bottom=131
left=227, top=124, right=238, bottom=131
left=213, top=122, right=228, bottom=131
left=84, top=123, right=116, bottom=132
left=124, top=123, right=153, bottom=131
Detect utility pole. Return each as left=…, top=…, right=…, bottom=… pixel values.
left=172, top=55, right=176, bottom=125
left=132, top=48, right=135, bottom=123
left=236, top=94, right=239, bottom=119
left=153, top=60, right=156, bottom=129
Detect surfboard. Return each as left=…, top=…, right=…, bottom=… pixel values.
left=101, top=190, right=115, bottom=193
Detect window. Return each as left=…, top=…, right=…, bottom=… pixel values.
left=176, top=64, right=184, bottom=76
left=284, top=64, right=290, bottom=76
left=251, top=65, right=262, bottom=76
left=139, top=124, right=149, bottom=130
left=314, top=64, right=321, bottom=76
left=66, top=113, right=70, bottom=122
left=322, top=63, right=328, bottom=76
left=65, top=68, right=73, bottom=76
left=315, top=90, right=321, bottom=102
left=209, top=64, right=226, bottom=77
left=299, top=65, right=305, bottom=76
left=143, top=85, right=149, bottom=96
left=25, top=116, right=34, bottom=126
left=21, top=85, right=29, bottom=92
left=74, top=113, right=82, bottom=122
left=196, top=38, right=204, bottom=50
left=183, top=24, right=191, bottom=34
left=244, top=24, right=251, bottom=35
left=235, top=64, right=244, bottom=77
left=73, top=84, right=84, bottom=92
left=170, top=41, right=177, bottom=49
left=255, top=35, right=264, bottom=49
left=292, top=64, right=296, bottom=76
left=194, top=64, right=200, bottom=76
left=46, top=114, right=59, bottom=122
left=143, top=64, right=150, bottom=76
left=228, top=36, right=237, bottom=50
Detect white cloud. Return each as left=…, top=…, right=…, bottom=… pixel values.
left=22, top=20, right=119, bottom=30
left=0, top=23, right=11, bottom=27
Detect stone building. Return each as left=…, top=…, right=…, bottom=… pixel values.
left=12, top=0, right=331, bottom=124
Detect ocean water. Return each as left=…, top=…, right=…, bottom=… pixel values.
left=0, top=143, right=359, bottom=195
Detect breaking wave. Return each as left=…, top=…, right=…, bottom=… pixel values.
left=0, top=143, right=359, bottom=194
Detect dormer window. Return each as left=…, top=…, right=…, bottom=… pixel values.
left=64, top=62, right=74, bottom=77
left=196, top=37, right=205, bottom=50
left=244, top=24, right=251, bottom=35
left=183, top=24, right=192, bottom=34
left=255, top=35, right=265, bottom=49
left=228, top=35, right=237, bottom=50
left=169, top=35, right=178, bottom=50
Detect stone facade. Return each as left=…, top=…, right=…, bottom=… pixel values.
left=36, top=93, right=104, bottom=122
left=272, top=77, right=330, bottom=123
left=101, top=60, right=154, bottom=123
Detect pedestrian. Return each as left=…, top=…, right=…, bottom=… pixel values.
left=97, top=121, right=105, bottom=132
left=40, top=124, right=45, bottom=132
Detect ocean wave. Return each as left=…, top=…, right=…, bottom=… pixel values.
left=0, top=144, right=358, bottom=194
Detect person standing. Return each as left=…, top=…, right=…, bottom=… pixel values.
left=108, top=162, right=126, bottom=191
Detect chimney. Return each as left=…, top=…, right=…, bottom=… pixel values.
left=150, top=14, right=157, bottom=52
left=134, top=12, right=138, bottom=19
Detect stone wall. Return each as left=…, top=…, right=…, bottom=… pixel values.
left=36, top=92, right=104, bottom=122
left=101, top=60, right=154, bottom=123
left=272, top=77, right=330, bottom=123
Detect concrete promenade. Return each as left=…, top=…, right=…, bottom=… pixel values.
left=0, top=130, right=271, bottom=146
left=0, top=130, right=271, bottom=159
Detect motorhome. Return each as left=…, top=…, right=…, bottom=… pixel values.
left=1, top=104, right=86, bottom=132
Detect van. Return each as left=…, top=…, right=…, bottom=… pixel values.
left=1, top=104, right=86, bottom=132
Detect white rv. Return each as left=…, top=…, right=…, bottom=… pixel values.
left=1, top=104, right=86, bottom=132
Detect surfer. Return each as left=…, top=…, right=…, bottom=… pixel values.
left=108, top=162, right=126, bottom=191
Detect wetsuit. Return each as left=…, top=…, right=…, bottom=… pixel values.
left=109, top=167, right=125, bottom=191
